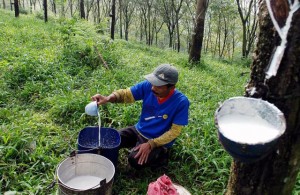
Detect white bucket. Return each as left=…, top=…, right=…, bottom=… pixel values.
left=56, top=153, right=115, bottom=195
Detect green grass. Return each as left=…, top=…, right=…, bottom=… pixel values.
left=0, top=9, right=299, bottom=195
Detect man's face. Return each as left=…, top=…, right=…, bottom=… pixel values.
left=151, top=85, right=174, bottom=98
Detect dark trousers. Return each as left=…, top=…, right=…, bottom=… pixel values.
left=119, top=126, right=169, bottom=169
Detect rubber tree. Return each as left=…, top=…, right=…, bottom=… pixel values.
left=80, top=0, right=85, bottom=19
left=121, top=0, right=135, bottom=41
left=226, top=0, right=300, bottom=194
left=14, top=0, right=19, bottom=17
left=236, top=0, right=259, bottom=58
left=43, top=0, right=48, bottom=22
left=110, top=0, right=116, bottom=40
left=188, top=0, right=209, bottom=63
left=2, top=0, right=6, bottom=9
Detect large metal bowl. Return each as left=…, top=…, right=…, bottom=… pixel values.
left=56, top=153, right=115, bottom=195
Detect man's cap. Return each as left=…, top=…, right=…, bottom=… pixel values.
left=144, top=64, right=178, bottom=86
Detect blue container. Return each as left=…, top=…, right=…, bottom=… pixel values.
left=77, top=127, right=121, bottom=167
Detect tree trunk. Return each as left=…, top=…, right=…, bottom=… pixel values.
left=96, top=0, right=100, bottom=23
left=226, top=1, right=300, bottom=194
left=69, top=0, right=73, bottom=17
left=147, top=3, right=151, bottom=45
left=161, top=0, right=175, bottom=49
left=43, top=0, right=47, bottom=22
left=231, top=24, right=236, bottom=61
left=110, top=0, right=116, bottom=40
left=52, top=0, right=56, bottom=15
left=125, top=22, right=129, bottom=40
left=86, top=0, right=95, bottom=21
left=220, top=16, right=228, bottom=58
left=168, top=31, right=173, bottom=48
left=80, top=0, right=85, bottom=19
left=123, top=1, right=134, bottom=41
left=49, top=0, right=56, bottom=15
left=61, top=2, right=65, bottom=18
left=176, top=15, right=180, bottom=52
left=119, top=0, right=123, bottom=39
left=236, top=0, right=258, bottom=58
left=14, top=0, right=19, bottom=17
left=174, top=0, right=183, bottom=52
left=188, top=0, right=208, bottom=63
left=204, top=12, right=211, bottom=54
left=139, top=15, right=143, bottom=42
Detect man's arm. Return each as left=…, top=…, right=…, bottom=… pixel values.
left=148, top=124, right=183, bottom=149
left=112, top=88, right=135, bottom=103
left=92, top=88, right=135, bottom=105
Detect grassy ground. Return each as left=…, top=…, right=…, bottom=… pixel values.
left=0, top=9, right=299, bottom=195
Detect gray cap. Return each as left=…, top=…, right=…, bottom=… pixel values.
left=144, top=64, right=178, bottom=86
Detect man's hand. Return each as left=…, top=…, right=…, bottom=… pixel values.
left=92, top=94, right=108, bottom=105
left=134, top=142, right=152, bottom=165
left=92, top=93, right=117, bottom=105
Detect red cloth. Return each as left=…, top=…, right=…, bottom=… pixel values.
left=147, top=174, right=179, bottom=195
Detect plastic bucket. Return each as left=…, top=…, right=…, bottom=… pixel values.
left=77, top=127, right=121, bottom=167
left=56, top=153, right=115, bottom=195
left=215, top=97, right=286, bottom=163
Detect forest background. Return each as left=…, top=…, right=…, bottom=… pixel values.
left=0, top=0, right=257, bottom=63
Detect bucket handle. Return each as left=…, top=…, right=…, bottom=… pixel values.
left=69, top=146, right=103, bottom=157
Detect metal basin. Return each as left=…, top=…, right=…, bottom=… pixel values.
left=56, top=153, right=115, bottom=195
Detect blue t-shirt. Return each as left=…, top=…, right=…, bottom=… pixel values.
left=130, top=80, right=189, bottom=147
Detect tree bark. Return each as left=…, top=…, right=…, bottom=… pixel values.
left=14, top=0, right=19, bottom=17
left=80, top=0, right=85, bottom=19
left=204, top=12, right=211, bottom=54
left=110, top=0, right=116, bottom=40
left=69, top=0, right=73, bottom=17
left=96, top=0, right=100, bottom=23
left=188, top=0, right=208, bottom=63
left=119, top=0, right=123, bottom=39
left=236, top=0, right=258, bottom=58
left=123, top=0, right=135, bottom=41
left=226, top=1, right=300, bottom=194
left=86, top=0, right=96, bottom=21
left=43, top=0, right=47, bottom=22
left=174, top=0, right=184, bottom=52
left=161, top=0, right=176, bottom=48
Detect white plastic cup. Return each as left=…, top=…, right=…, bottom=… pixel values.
left=85, top=101, right=98, bottom=116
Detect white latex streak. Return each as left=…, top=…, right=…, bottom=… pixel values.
left=98, top=110, right=101, bottom=147
left=265, top=0, right=300, bottom=79
left=250, top=87, right=257, bottom=96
